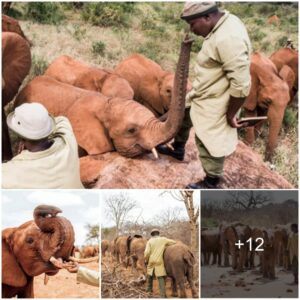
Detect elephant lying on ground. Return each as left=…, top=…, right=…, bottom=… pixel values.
left=114, top=53, right=192, bottom=116
left=243, top=52, right=292, bottom=161
left=164, top=242, right=198, bottom=298
left=2, top=205, right=75, bottom=298
left=201, top=228, right=221, bottom=266
left=2, top=31, right=31, bottom=161
left=44, top=55, right=134, bottom=99
left=81, top=245, right=99, bottom=258
left=270, top=48, right=298, bottom=101
left=14, top=36, right=193, bottom=158
left=2, top=15, right=32, bottom=46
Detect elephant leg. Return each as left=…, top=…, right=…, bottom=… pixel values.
left=265, top=103, right=286, bottom=162
left=244, top=109, right=257, bottom=145
left=212, top=252, right=217, bottom=265
left=187, top=268, right=198, bottom=298
left=178, top=280, right=187, bottom=298
left=218, top=249, right=222, bottom=266
left=171, top=277, right=178, bottom=297
left=2, top=105, right=13, bottom=161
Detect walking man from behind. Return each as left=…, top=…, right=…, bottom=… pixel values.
left=144, top=229, right=176, bottom=297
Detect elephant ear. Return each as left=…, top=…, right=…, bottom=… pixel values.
left=2, top=228, right=27, bottom=287
left=278, top=64, right=295, bottom=97
left=183, top=250, right=195, bottom=266
left=66, top=96, right=114, bottom=155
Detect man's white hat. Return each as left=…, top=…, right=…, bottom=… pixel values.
left=7, top=103, right=55, bottom=140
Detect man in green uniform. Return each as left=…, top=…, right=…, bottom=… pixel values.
left=2, top=103, right=83, bottom=188
left=158, top=2, right=252, bottom=189
left=144, top=229, right=176, bottom=297
left=287, top=223, right=298, bottom=284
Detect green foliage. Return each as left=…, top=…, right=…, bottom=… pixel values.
left=224, top=3, right=254, bottom=18
left=276, top=36, right=288, bottom=48
left=72, top=24, right=87, bottom=41
left=254, top=17, right=265, bottom=26
left=85, top=224, right=99, bottom=244
left=257, top=3, right=278, bottom=16
left=24, top=3, right=65, bottom=25
left=191, top=38, right=203, bottom=53
left=30, top=55, right=48, bottom=78
left=249, top=29, right=267, bottom=42
left=92, top=41, right=106, bottom=56
left=137, top=41, right=161, bottom=61
left=81, top=2, right=135, bottom=27
left=283, top=107, right=298, bottom=129
left=140, top=16, right=157, bottom=31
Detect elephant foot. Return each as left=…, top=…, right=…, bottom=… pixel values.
left=171, top=292, right=178, bottom=297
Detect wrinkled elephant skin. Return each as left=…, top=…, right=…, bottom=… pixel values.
left=243, top=52, right=292, bottom=161
left=2, top=205, right=75, bottom=298
left=45, top=55, right=134, bottom=99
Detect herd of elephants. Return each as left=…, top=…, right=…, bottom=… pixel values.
left=2, top=12, right=298, bottom=165
left=1, top=2, right=299, bottom=300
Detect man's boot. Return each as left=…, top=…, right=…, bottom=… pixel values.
left=157, top=276, right=166, bottom=298
left=146, top=275, right=153, bottom=293
left=186, top=176, right=220, bottom=189
left=157, top=141, right=186, bottom=161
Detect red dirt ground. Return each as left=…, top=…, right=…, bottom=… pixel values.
left=80, top=131, right=293, bottom=189
left=34, top=261, right=99, bottom=298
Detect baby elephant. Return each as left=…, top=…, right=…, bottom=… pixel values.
left=164, top=242, right=198, bottom=298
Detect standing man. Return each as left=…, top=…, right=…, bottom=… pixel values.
left=287, top=223, right=298, bottom=285
left=2, top=103, right=84, bottom=188
left=158, top=2, right=252, bottom=189
left=144, top=229, right=176, bottom=297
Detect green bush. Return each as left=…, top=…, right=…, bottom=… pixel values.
left=24, top=2, right=65, bottom=25
left=72, top=24, right=87, bottom=41
left=81, top=3, right=135, bottom=27
left=140, top=16, right=157, bottom=31
left=191, top=38, right=203, bottom=53
left=249, top=29, right=267, bottom=42
left=137, top=41, right=161, bottom=61
left=276, top=36, right=288, bottom=48
left=92, top=41, right=106, bottom=56
left=29, top=55, right=48, bottom=79
left=283, top=107, right=298, bottom=129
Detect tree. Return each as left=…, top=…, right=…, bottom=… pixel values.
left=105, top=193, right=139, bottom=235
left=85, top=224, right=99, bottom=244
left=168, top=190, right=199, bottom=254
left=224, top=191, right=270, bottom=210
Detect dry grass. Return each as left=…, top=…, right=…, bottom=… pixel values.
left=10, top=2, right=299, bottom=185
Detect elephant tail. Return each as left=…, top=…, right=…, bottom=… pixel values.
left=183, top=250, right=195, bottom=267
left=126, top=235, right=133, bottom=256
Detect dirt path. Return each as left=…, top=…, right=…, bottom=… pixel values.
left=201, top=265, right=298, bottom=298
left=101, top=255, right=197, bottom=298
left=34, top=261, right=99, bottom=298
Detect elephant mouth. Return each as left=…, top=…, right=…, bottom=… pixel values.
left=114, top=143, right=159, bottom=159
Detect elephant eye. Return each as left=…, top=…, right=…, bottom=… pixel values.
left=166, top=88, right=172, bottom=94
left=127, top=127, right=136, bottom=134
left=26, top=237, right=34, bottom=244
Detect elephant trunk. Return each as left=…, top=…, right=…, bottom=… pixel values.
left=149, top=35, right=194, bottom=148
left=34, top=205, right=75, bottom=263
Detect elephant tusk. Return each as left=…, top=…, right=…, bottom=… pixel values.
left=166, top=143, right=174, bottom=151
left=49, top=256, right=63, bottom=269
left=151, top=148, right=159, bottom=160
left=68, top=256, right=99, bottom=263
left=44, top=274, right=49, bottom=285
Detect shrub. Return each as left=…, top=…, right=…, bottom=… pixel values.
left=191, top=38, right=203, bottom=53
left=276, top=36, right=288, bottom=48
left=249, top=29, right=267, bottom=42
left=81, top=3, right=135, bottom=27
left=92, top=41, right=106, bottom=56
left=30, top=55, right=48, bottom=78
left=72, top=24, right=86, bottom=41
left=283, top=107, right=298, bottom=129
left=24, top=2, right=65, bottom=25
left=137, top=41, right=161, bottom=61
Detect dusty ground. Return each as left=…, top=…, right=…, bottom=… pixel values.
left=34, top=261, right=99, bottom=298
left=101, top=254, right=199, bottom=298
left=201, top=264, right=298, bottom=298
left=80, top=131, right=293, bottom=189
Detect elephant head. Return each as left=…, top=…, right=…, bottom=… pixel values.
left=15, top=35, right=193, bottom=158
left=2, top=31, right=31, bottom=161
left=2, top=205, right=75, bottom=294
left=243, top=52, right=292, bottom=161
